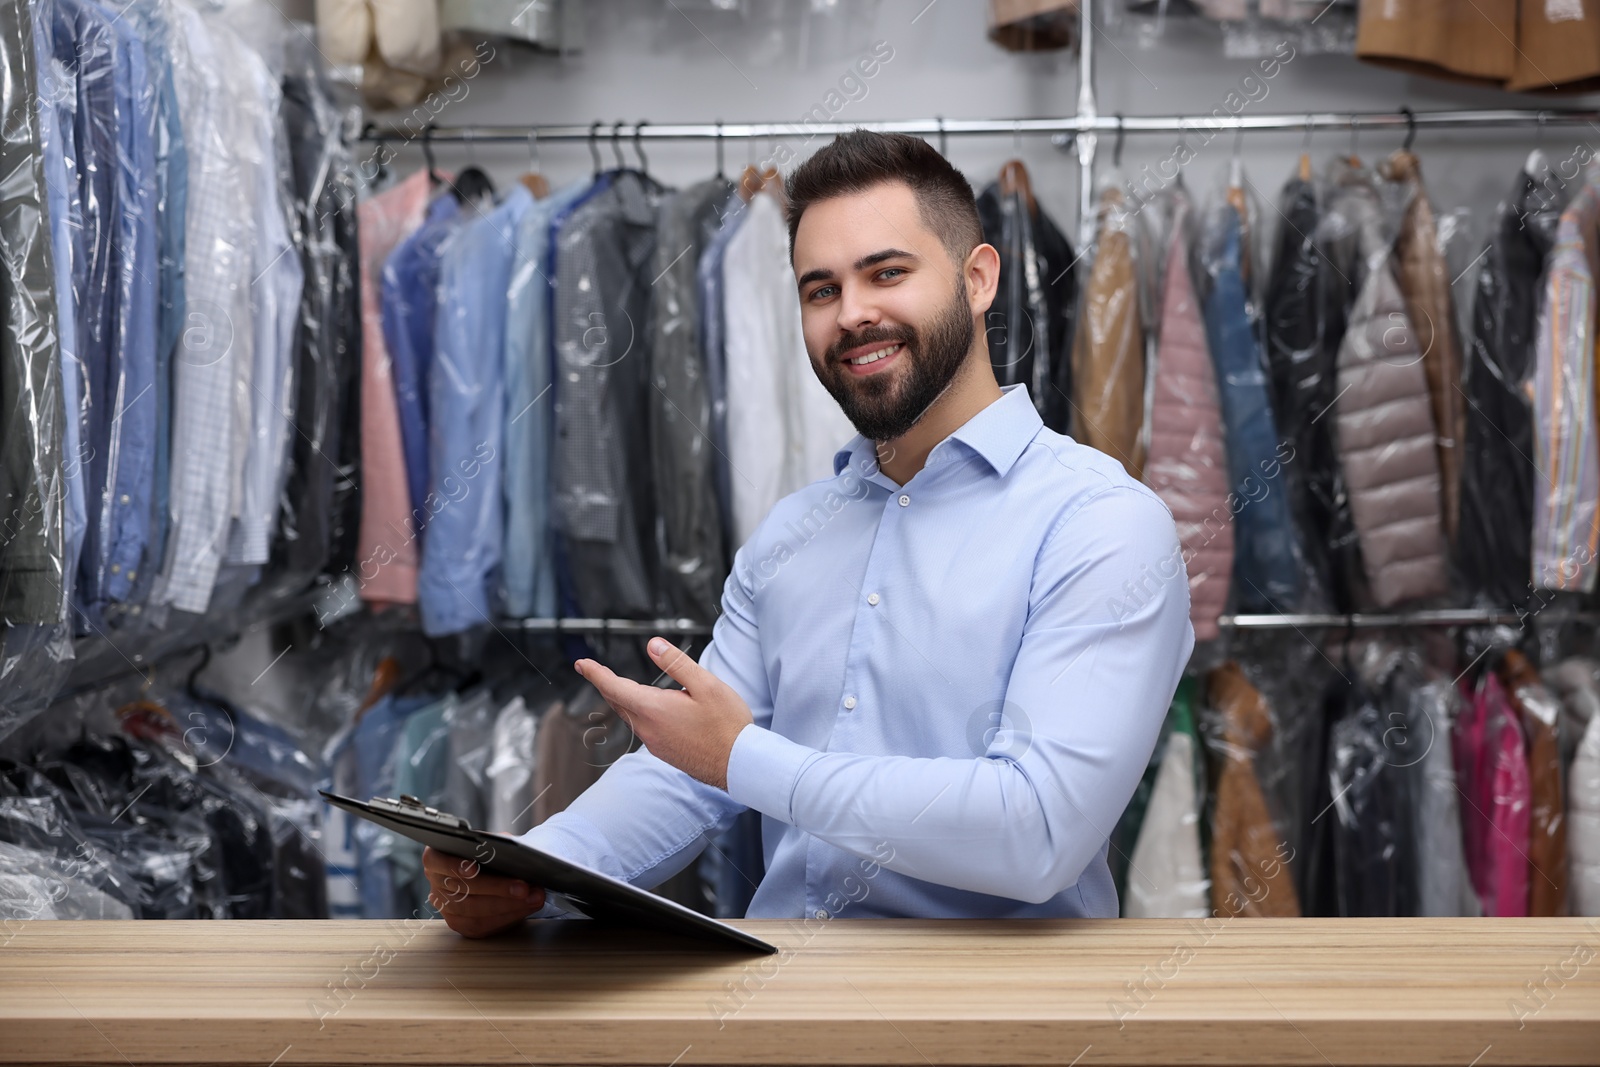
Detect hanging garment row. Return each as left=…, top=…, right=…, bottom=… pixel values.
left=1111, top=631, right=1600, bottom=919
left=1076, top=143, right=1600, bottom=647
left=0, top=0, right=362, bottom=644
left=356, top=148, right=1080, bottom=637
left=0, top=637, right=719, bottom=921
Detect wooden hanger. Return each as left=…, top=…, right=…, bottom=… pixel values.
left=115, top=666, right=176, bottom=728
left=998, top=159, right=1036, bottom=215
left=737, top=163, right=764, bottom=203
left=357, top=656, right=402, bottom=720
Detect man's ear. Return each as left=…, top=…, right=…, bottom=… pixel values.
left=966, top=242, right=1001, bottom=314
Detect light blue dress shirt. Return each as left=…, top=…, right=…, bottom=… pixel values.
left=521, top=382, right=1195, bottom=919
left=93, top=4, right=157, bottom=608
left=501, top=177, right=591, bottom=619
left=30, top=0, right=85, bottom=615
left=418, top=188, right=531, bottom=636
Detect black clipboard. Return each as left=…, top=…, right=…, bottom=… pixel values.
left=320, top=790, right=776, bottom=954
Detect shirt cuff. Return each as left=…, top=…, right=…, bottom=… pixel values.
left=724, top=723, right=818, bottom=823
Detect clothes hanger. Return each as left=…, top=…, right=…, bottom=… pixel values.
left=115, top=664, right=176, bottom=727
left=423, top=124, right=443, bottom=191
left=633, top=119, right=651, bottom=179
left=937, top=115, right=948, bottom=159
left=1299, top=114, right=1312, bottom=181
left=738, top=129, right=763, bottom=203
left=519, top=129, right=550, bottom=199
left=362, top=122, right=391, bottom=187
left=453, top=128, right=496, bottom=204
left=997, top=120, right=1037, bottom=215
left=589, top=120, right=604, bottom=177
left=359, top=656, right=402, bottom=717
left=611, top=119, right=627, bottom=174
left=714, top=119, right=726, bottom=180
left=1345, top=113, right=1361, bottom=169
left=1526, top=110, right=1551, bottom=179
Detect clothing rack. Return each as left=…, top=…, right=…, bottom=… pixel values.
left=361, top=0, right=1600, bottom=641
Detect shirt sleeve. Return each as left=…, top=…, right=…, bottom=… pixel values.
left=516, top=535, right=775, bottom=914
left=723, top=486, right=1195, bottom=905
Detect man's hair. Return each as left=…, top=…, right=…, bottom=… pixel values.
left=784, top=128, right=983, bottom=268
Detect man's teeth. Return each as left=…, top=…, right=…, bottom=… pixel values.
left=848, top=343, right=900, bottom=366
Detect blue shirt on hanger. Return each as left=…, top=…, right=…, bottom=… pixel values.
left=501, top=177, right=592, bottom=620
left=521, top=382, right=1195, bottom=920
left=381, top=192, right=463, bottom=528
left=419, top=187, right=530, bottom=636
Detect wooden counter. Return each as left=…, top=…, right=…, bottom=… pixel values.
left=3, top=918, right=1598, bottom=1066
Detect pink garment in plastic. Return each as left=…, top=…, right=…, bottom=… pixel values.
left=355, top=169, right=438, bottom=603
left=1457, top=672, right=1532, bottom=917
left=1142, top=191, right=1233, bottom=642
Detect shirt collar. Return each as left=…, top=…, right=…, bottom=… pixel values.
left=832, top=382, right=1043, bottom=480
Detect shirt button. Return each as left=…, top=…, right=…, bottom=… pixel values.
left=814, top=908, right=829, bottom=920
left=119, top=494, right=130, bottom=504
left=110, top=564, right=120, bottom=574
left=843, top=695, right=857, bottom=710
left=867, top=593, right=880, bottom=606
left=898, top=494, right=910, bottom=507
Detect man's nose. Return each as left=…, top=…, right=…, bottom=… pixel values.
left=835, top=280, right=882, bottom=333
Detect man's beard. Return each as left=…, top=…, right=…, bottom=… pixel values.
left=814, top=277, right=976, bottom=442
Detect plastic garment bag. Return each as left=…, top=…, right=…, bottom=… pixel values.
left=649, top=178, right=735, bottom=622
left=1263, top=164, right=1349, bottom=608
left=0, top=0, right=66, bottom=627
left=1572, top=700, right=1600, bottom=915
left=1500, top=650, right=1568, bottom=916
left=1124, top=685, right=1209, bottom=918
left=1457, top=164, right=1565, bottom=608
left=1204, top=662, right=1301, bottom=917
left=1200, top=191, right=1304, bottom=613
left=1141, top=187, right=1232, bottom=643
left=486, top=695, right=539, bottom=835
left=1327, top=678, right=1416, bottom=916
left=275, top=31, right=362, bottom=587
left=1323, top=158, right=1449, bottom=609
left=0, top=840, right=133, bottom=920
left=551, top=170, right=665, bottom=618
left=1382, top=150, right=1467, bottom=550
left=1400, top=673, right=1478, bottom=916
left=1455, top=670, right=1531, bottom=916
left=976, top=179, right=1078, bottom=434
left=355, top=168, right=432, bottom=604
left=1529, top=171, right=1600, bottom=593
left=1072, top=186, right=1145, bottom=480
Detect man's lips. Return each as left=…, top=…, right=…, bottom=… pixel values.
left=837, top=341, right=904, bottom=376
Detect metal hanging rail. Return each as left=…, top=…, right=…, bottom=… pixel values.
left=500, top=617, right=714, bottom=637
left=1221, top=610, right=1600, bottom=631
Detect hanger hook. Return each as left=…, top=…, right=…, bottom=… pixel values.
left=589, top=120, right=602, bottom=175
left=1113, top=113, right=1125, bottom=169
left=465, top=126, right=476, bottom=164
left=1233, top=120, right=1244, bottom=159
left=611, top=119, right=626, bottom=170
left=715, top=119, right=725, bottom=178
left=1349, top=114, right=1358, bottom=160
left=937, top=115, right=947, bottom=158
left=423, top=123, right=438, bottom=179
left=635, top=119, right=649, bottom=173
left=1537, top=109, right=1548, bottom=145
left=528, top=127, right=540, bottom=171
left=1400, top=105, right=1416, bottom=152
left=1013, top=119, right=1021, bottom=155
left=1303, top=113, right=1313, bottom=152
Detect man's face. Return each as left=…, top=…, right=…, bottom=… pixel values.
left=792, top=180, right=976, bottom=442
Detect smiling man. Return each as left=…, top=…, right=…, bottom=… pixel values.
left=423, top=129, right=1194, bottom=934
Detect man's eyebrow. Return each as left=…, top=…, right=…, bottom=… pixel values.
left=795, top=248, right=920, bottom=291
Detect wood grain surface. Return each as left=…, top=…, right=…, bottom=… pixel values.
left=3, top=918, right=1598, bottom=1066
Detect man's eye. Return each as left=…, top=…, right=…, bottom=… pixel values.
left=809, top=285, right=838, bottom=301
left=877, top=268, right=905, bottom=281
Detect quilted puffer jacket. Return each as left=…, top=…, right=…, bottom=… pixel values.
left=1327, top=160, right=1448, bottom=608
left=1143, top=189, right=1232, bottom=642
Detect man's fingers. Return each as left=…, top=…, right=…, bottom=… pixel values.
left=430, top=890, right=545, bottom=918
left=645, top=636, right=713, bottom=694
left=422, top=847, right=535, bottom=899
